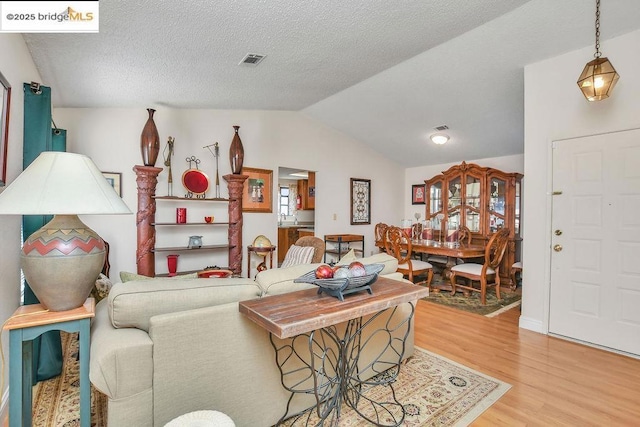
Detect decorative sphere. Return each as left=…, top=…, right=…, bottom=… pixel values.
left=252, top=235, right=272, bottom=257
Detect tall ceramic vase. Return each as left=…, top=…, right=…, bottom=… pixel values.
left=229, top=125, right=244, bottom=174
left=141, top=108, right=160, bottom=166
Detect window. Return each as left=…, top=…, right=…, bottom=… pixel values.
left=279, top=186, right=290, bottom=216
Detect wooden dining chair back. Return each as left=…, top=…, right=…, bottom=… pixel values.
left=449, top=228, right=510, bottom=305
left=384, top=226, right=433, bottom=287
left=374, top=222, right=389, bottom=252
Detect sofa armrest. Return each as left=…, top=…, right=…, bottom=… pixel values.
left=90, top=300, right=153, bottom=400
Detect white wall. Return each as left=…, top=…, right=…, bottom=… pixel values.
left=0, top=33, right=43, bottom=422
left=522, top=29, right=640, bottom=333
left=404, top=154, right=524, bottom=221
left=53, top=108, right=404, bottom=277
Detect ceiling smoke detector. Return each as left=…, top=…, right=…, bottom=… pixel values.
left=239, top=53, right=266, bottom=66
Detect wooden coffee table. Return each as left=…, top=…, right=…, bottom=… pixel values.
left=239, top=277, right=428, bottom=426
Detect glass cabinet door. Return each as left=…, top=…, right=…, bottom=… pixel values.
left=447, top=175, right=462, bottom=229
left=464, top=174, right=482, bottom=232
left=488, top=177, right=507, bottom=233
left=426, top=178, right=444, bottom=220
left=514, top=179, right=521, bottom=236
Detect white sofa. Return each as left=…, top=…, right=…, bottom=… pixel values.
left=89, top=253, right=416, bottom=426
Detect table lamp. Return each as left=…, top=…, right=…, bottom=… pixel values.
left=0, top=151, right=131, bottom=311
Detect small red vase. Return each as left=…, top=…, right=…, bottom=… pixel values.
left=167, top=254, right=179, bottom=276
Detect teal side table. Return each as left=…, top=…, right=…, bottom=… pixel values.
left=3, top=298, right=95, bottom=427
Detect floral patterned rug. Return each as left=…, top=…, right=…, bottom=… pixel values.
left=33, top=336, right=509, bottom=427
left=32, top=332, right=107, bottom=427
left=282, top=347, right=511, bottom=426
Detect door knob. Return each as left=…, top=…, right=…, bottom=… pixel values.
left=553, top=244, right=563, bottom=252
left=554, top=229, right=562, bottom=236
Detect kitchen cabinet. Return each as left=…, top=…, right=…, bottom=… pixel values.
left=278, top=227, right=300, bottom=264
left=296, top=177, right=315, bottom=210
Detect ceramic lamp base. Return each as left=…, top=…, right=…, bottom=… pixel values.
left=21, top=215, right=105, bottom=311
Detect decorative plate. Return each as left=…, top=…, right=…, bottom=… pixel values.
left=294, top=263, right=384, bottom=301
left=182, top=168, right=210, bottom=197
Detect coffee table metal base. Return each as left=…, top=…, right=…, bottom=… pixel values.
left=272, top=304, right=414, bottom=426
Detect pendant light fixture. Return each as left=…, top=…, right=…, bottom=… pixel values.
left=577, top=0, right=620, bottom=101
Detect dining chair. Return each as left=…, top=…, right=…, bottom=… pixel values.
left=384, top=226, right=433, bottom=287
left=510, top=261, right=522, bottom=291
left=449, top=228, right=510, bottom=305
left=374, top=222, right=389, bottom=252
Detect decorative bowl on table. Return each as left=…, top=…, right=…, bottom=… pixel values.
left=294, top=263, right=384, bottom=301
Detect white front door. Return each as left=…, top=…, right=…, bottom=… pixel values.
left=550, top=128, right=640, bottom=356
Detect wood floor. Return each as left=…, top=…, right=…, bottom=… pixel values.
left=414, top=300, right=640, bottom=426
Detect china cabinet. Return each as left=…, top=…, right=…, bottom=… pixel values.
left=424, top=162, right=523, bottom=286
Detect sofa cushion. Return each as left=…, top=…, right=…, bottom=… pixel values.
left=108, top=277, right=261, bottom=331
left=280, top=245, right=315, bottom=268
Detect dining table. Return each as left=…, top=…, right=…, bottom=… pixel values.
left=376, top=238, right=486, bottom=292
left=411, top=239, right=486, bottom=291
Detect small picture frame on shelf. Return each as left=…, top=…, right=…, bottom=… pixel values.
left=350, top=178, right=371, bottom=225
left=412, top=184, right=425, bottom=205
left=102, top=172, right=122, bottom=197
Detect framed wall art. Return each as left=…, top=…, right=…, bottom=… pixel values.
left=0, top=70, right=11, bottom=186
left=412, top=184, right=426, bottom=205
left=350, top=178, right=371, bottom=225
left=102, top=172, right=122, bottom=197
left=242, top=167, right=273, bottom=213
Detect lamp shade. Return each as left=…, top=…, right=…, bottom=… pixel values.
left=0, top=151, right=131, bottom=311
left=577, top=57, right=620, bottom=102
left=0, top=151, right=131, bottom=215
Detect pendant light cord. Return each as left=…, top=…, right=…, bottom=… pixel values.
left=594, top=0, right=601, bottom=58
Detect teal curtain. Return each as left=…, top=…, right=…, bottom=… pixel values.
left=23, top=83, right=67, bottom=383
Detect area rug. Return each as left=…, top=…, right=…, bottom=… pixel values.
left=283, top=347, right=511, bottom=426
left=33, top=336, right=510, bottom=427
left=32, top=332, right=107, bottom=427
left=422, top=274, right=522, bottom=316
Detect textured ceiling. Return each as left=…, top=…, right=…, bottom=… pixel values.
left=22, top=0, right=640, bottom=167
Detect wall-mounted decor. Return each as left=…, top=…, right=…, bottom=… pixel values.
left=242, top=167, right=273, bottom=213
left=102, top=172, right=122, bottom=197
left=350, top=178, right=371, bottom=225
left=0, top=70, right=11, bottom=186
left=412, top=184, right=425, bottom=205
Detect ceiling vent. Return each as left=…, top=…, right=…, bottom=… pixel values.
left=239, top=53, right=266, bottom=66
left=434, top=124, right=449, bottom=131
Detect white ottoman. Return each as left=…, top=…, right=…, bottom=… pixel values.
left=164, top=410, right=235, bottom=427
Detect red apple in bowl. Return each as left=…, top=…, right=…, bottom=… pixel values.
left=315, top=264, right=334, bottom=279
left=348, top=261, right=366, bottom=277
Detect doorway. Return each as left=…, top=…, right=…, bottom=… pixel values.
left=276, top=167, right=316, bottom=264
left=550, top=128, right=640, bottom=356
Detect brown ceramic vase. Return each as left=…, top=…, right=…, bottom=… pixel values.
left=229, top=125, right=244, bottom=174
left=141, top=108, right=160, bottom=166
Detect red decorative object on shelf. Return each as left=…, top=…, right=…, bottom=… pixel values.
left=167, top=254, right=179, bottom=276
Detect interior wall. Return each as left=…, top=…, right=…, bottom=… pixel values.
left=522, top=28, right=640, bottom=333
left=0, top=33, right=43, bottom=422
left=53, top=108, right=404, bottom=278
